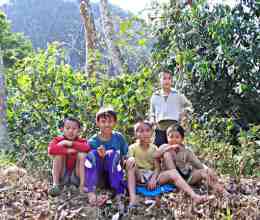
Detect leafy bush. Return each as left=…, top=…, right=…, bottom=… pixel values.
left=187, top=118, right=260, bottom=178
left=152, top=2, right=260, bottom=124
left=0, top=11, right=33, bottom=67
left=6, top=43, right=155, bottom=169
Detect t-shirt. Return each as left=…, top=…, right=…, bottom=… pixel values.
left=88, top=131, right=128, bottom=156
left=48, top=136, right=90, bottom=172
left=128, top=142, right=158, bottom=170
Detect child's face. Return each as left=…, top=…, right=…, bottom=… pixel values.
left=167, top=131, right=183, bottom=145
left=160, top=72, right=172, bottom=90
left=135, top=123, right=153, bottom=145
left=63, top=120, right=80, bottom=140
left=96, top=115, right=116, bottom=134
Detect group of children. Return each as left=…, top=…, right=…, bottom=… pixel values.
left=48, top=107, right=226, bottom=208
left=48, top=69, right=227, bottom=208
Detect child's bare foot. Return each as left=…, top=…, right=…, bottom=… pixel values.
left=96, top=194, right=109, bottom=207
left=88, top=192, right=108, bottom=207
left=191, top=194, right=209, bottom=204
left=88, top=192, right=97, bottom=206
left=79, top=186, right=85, bottom=194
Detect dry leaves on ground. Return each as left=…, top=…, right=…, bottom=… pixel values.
left=0, top=166, right=260, bottom=220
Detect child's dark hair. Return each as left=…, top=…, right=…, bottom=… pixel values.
left=134, top=120, right=153, bottom=133
left=159, top=68, right=173, bottom=78
left=96, top=107, right=117, bottom=122
left=167, top=124, right=185, bottom=138
left=64, top=117, right=81, bottom=128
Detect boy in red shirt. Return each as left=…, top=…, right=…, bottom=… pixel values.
left=48, top=117, right=90, bottom=196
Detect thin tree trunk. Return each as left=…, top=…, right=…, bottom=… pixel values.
left=0, top=50, right=9, bottom=149
left=80, top=0, right=98, bottom=77
left=100, top=0, right=124, bottom=75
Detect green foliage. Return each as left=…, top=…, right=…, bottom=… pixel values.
left=152, top=2, right=260, bottom=123
left=0, top=10, right=32, bottom=67
left=6, top=43, right=155, bottom=168
left=0, top=150, right=16, bottom=166
left=187, top=118, right=260, bottom=178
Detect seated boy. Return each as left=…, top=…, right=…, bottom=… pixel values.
left=84, top=107, right=128, bottom=207
left=127, top=121, right=207, bottom=207
left=48, top=117, right=91, bottom=196
left=154, top=124, right=226, bottom=196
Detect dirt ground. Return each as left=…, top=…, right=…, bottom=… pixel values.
left=0, top=166, right=260, bottom=220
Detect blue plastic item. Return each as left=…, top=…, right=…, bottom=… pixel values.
left=136, top=184, right=176, bottom=197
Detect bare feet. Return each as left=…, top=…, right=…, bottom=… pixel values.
left=88, top=192, right=97, bottom=206
left=87, top=192, right=108, bottom=207
left=191, top=194, right=209, bottom=204
left=79, top=185, right=86, bottom=194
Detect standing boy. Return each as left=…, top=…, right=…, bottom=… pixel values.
left=48, top=117, right=91, bottom=196
left=149, top=69, right=192, bottom=147
left=84, top=107, right=128, bottom=207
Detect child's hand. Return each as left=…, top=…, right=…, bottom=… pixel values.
left=97, top=145, right=106, bottom=158
left=170, top=144, right=180, bottom=151
left=67, top=148, right=77, bottom=154
left=57, top=140, right=73, bottom=147
left=147, top=177, right=157, bottom=190
left=126, top=157, right=135, bottom=169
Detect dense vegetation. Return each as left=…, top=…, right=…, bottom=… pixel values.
left=152, top=2, right=260, bottom=124
left=0, top=0, right=259, bottom=177
left=0, top=1, right=260, bottom=219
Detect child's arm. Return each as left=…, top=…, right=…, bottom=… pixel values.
left=71, top=139, right=91, bottom=153
left=48, top=137, right=76, bottom=155
left=153, top=144, right=179, bottom=159
left=124, top=144, right=135, bottom=169
left=187, top=149, right=205, bottom=170
left=147, top=158, right=161, bottom=190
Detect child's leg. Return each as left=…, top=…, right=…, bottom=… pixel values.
left=158, top=169, right=208, bottom=204
left=52, top=155, right=65, bottom=185
left=190, top=168, right=225, bottom=194
left=104, top=150, right=125, bottom=195
left=75, top=152, right=88, bottom=192
left=84, top=150, right=104, bottom=204
left=126, top=158, right=139, bottom=205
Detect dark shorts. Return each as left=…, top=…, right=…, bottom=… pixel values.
left=61, top=168, right=80, bottom=187
left=177, top=167, right=192, bottom=183
left=154, top=129, right=168, bottom=147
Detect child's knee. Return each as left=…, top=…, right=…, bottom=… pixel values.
left=168, top=169, right=181, bottom=182
left=53, top=155, right=65, bottom=162
left=77, top=152, right=87, bottom=161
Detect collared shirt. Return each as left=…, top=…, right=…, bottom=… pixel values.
left=149, top=88, right=192, bottom=124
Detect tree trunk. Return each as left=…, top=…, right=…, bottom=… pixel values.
left=0, top=50, right=9, bottom=149
left=100, top=0, right=124, bottom=75
left=80, top=0, right=98, bottom=77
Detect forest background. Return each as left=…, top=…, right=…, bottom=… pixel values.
left=0, top=0, right=259, bottom=219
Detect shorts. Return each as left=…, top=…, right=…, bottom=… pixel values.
left=177, top=167, right=192, bottom=183
left=61, top=168, right=80, bottom=187
left=137, top=170, right=156, bottom=184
